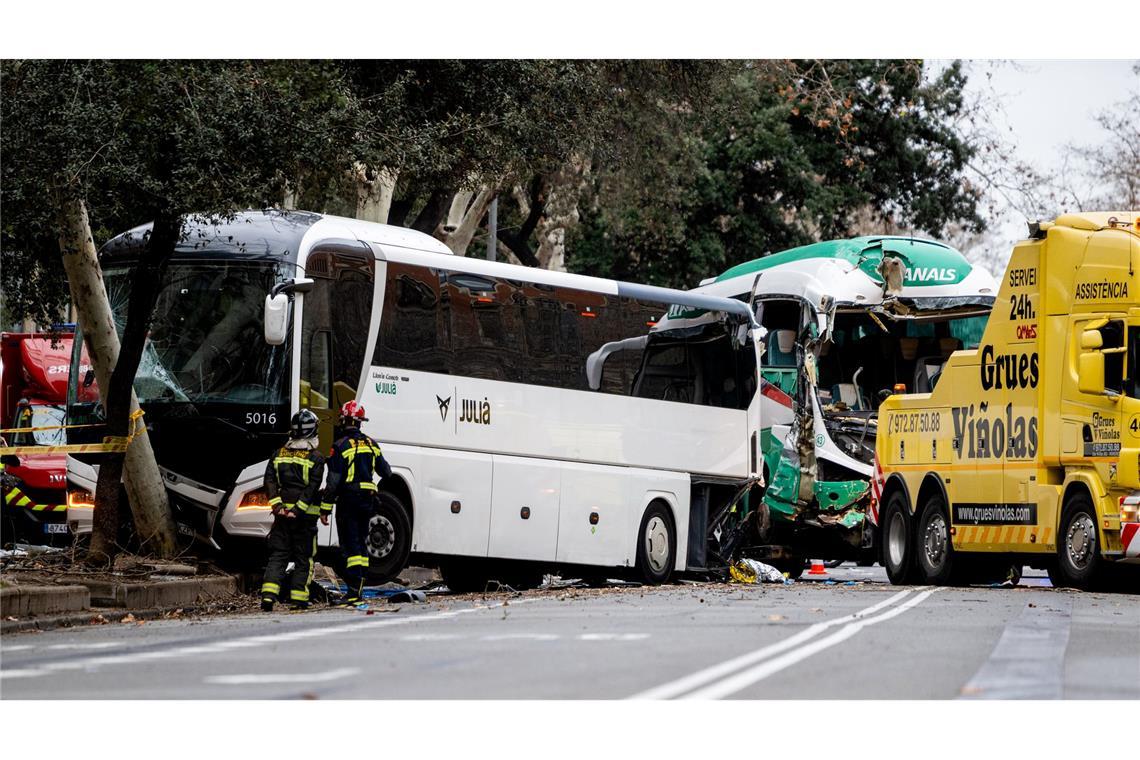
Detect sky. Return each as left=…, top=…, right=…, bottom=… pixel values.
left=955, top=59, right=1139, bottom=268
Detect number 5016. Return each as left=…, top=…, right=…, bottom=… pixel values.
left=245, top=412, right=278, bottom=426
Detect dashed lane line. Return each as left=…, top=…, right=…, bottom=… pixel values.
left=628, top=588, right=917, bottom=700
left=204, top=668, right=361, bottom=685
left=0, top=601, right=528, bottom=681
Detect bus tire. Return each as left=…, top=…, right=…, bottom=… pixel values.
left=365, top=492, right=412, bottom=585
left=1053, top=493, right=1101, bottom=590
left=881, top=490, right=919, bottom=585
left=635, top=502, right=676, bottom=585
left=916, top=492, right=956, bottom=585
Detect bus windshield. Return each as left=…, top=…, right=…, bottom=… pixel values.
left=103, top=261, right=290, bottom=406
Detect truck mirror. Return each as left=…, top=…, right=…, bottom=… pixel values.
left=1078, top=351, right=1106, bottom=395
left=83, top=368, right=96, bottom=388
left=1081, top=329, right=1104, bottom=350
left=264, top=293, right=289, bottom=346
left=1, top=454, right=19, bottom=467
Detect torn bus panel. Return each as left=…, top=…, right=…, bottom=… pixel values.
left=687, top=235, right=998, bottom=559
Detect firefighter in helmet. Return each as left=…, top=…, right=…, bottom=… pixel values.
left=260, top=409, right=327, bottom=611
left=322, top=400, right=391, bottom=606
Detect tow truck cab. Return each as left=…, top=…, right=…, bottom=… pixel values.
left=875, top=213, right=1140, bottom=588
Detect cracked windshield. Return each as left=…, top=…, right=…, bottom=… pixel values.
left=104, top=262, right=289, bottom=405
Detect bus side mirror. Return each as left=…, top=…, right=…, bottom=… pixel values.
left=1078, top=350, right=1106, bottom=395
left=263, top=277, right=315, bottom=345
left=264, top=294, right=290, bottom=346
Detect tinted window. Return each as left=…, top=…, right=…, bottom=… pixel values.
left=372, top=263, right=753, bottom=409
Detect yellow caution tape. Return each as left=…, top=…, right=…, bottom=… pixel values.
left=0, top=410, right=145, bottom=456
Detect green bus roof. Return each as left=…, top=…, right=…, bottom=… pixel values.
left=715, top=236, right=971, bottom=286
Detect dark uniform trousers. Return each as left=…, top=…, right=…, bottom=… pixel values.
left=335, top=490, right=373, bottom=602
left=261, top=514, right=318, bottom=604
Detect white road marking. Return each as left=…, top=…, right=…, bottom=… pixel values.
left=204, top=667, right=360, bottom=685
left=579, top=633, right=649, bottom=641
left=629, top=589, right=914, bottom=699
left=400, top=633, right=461, bottom=642
left=960, top=596, right=1073, bottom=699
left=681, top=588, right=939, bottom=699
left=480, top=633, right=559, bottom=641
left=1, top=645, right=36, bottom=652
left=0, top=601, right=526, bottom=681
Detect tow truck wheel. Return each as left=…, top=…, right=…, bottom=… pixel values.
left=635, top=502, right=676, bottom=585
left=916, top=493, right=956, bottom=585
left=881, top=491, right=920, bottom=585
left=1053, top=493, right=1101, bottom=590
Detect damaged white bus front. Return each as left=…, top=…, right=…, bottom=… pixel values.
left=689, top=237, right=997, bottom=569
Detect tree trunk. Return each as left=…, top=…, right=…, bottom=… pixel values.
left=353, top=163, right=397, bottom=223
left=411, top=188, right=455, bottom=235
left=56, top=193, right=178, bottom=563
left=439, top=186, right=496, bottom=256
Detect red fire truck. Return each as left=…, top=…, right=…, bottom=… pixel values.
left=1, top=331, right=84, bottom=543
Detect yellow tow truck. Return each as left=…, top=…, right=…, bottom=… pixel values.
left=872, top=212, right=1140, bottom=589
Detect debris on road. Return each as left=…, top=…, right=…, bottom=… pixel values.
left=729, top=558, right=787, bottom=584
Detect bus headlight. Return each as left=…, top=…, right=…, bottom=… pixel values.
left=236, top=488, right=272, bottom=512
left=67, top=488, right=94, bottom=510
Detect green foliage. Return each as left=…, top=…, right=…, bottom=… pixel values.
left=568, top=60, right=983, bottom=288
left=1, top=60, right=356, bottom=323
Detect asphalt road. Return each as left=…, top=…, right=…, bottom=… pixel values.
left=2, top=565, right=1137, bottom=699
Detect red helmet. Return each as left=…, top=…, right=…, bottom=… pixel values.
left=339, top=400, right=367, bottom=422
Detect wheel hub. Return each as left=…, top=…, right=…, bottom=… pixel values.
left=1066, top=513, right=1095, bottom=569
left=887, top=512, right=906, bottom=567
left=645, top=516, right=670, bottom=573
left=924, top=514, right=947, bottom=567
left=367, top=514, right=395, bottom=559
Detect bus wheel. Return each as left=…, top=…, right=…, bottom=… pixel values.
left=1054, top=493, right=1101, bottom=590
left=916, top=493, right=956, bottom=585
left=365, top=492, right=412, bottom=585
left=881, top=491, right=919, bottom=585
left=635, top=502, right=676, bottom=585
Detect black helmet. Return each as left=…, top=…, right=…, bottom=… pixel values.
left=290, top=409, right=319, bottom=439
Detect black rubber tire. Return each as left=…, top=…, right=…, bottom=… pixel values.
left=364, top=491, right=412, bottom=585
left=880, top=490, right=920, bottom=585
left=915, top=493, right=956, bottom=585
left=635, top=502, right=676, bottom=585
left=1053, top=493, right=1102, bottom=590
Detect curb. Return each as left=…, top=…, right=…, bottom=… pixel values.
left=1, top=606, right=195, bottom=634
left=0, top=585, right=90, bottom=618
left=76, top=576, right=238, bottom=608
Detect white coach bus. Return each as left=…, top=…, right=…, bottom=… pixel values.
left=65, top=210, right=764, bottom=588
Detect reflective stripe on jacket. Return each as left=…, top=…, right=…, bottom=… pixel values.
left=322, top=429, right=391, bottom=510
left=264, top=443, right=327, bottom=517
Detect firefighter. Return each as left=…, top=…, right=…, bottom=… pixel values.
left=1, top=439, right=35, bottom=511
left=322, top=400, right=391, bottom=607
left=260, top=409, right=327, bottom=612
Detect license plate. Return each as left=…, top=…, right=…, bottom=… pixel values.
left=44, top=523, right=70, bottom=534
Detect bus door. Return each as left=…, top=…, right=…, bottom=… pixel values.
left=299, top=247, right=376, bottom=451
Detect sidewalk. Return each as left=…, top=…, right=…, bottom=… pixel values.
left=1, top=551, right=243, bottom=633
